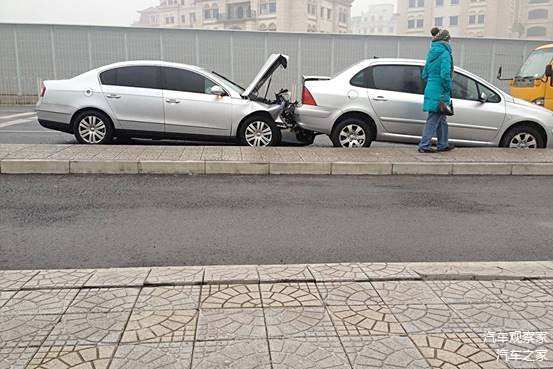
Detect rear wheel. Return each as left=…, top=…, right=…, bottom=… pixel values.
left=500, top=124, right=545, bottom=149
left=331, top=118, right=373, bottom=148
left=238, top=116, right=281, bottom=147
left=73, top=110, right=114, bottom=145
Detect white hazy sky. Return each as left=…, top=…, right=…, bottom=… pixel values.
left=0, top=0, right=392, bottom=26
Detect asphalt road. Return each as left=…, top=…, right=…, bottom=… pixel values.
left=1, top=175, right=552, bottom=270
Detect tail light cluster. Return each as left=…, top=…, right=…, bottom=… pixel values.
left=39, top=82, right=46, bottom=97
left=302, top=86, right=317, bottom=106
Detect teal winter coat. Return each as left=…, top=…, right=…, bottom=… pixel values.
left=422, top=41, right=453, bottom=113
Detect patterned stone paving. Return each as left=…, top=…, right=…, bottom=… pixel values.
left=260, top=282, right=323, bottom=307
left=389, top=304, right=473, bottom=334
left=200, top=284, right=262, bottom=309
left=44, top=312, right=130, bottom=346
left=197, top=308, right=266, bottom=341
left=372, top=281, right=443, bottom=305
left=0, top=270, right=38, bottom=291
left=265, top=307, right=337, bottom=338
left=121, top=309, right=197, bottom=343
left=110, top=342, right=193, bottom=369
left=258, top=265, right=314, bottom=282
left=270, top=336, right=351, bottom=368
left=134, top=285, right=200, bottom=311
left=410, top=334, right=509, bottom=369
left=66, top=288, right=139, bottom=313
left=0, top=314, right=60, bottom=348
left=26, top=345, right=116, bottom=369
left=308, top=263, right=368, bottom=282
left=0, top=345, right=38, bottom=369
left=317, top=282, right=384, bottom=306
left=328, top=304, right=406, bottom=336
left=427, top=281, right=503, bottom=305
left=146, top=266, right=204, bottom=285
left=84, top=268, right=150, bottom=287
left=1, top=289, right=78, bottom=315
left=22, top=270, right=95, bottom=289
left=191, top=340, right=271, bottom=369
left=1, top=263, right=553, bottom=368
left=341, top=335, right=431, bottom=368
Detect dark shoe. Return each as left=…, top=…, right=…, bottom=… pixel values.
left=418, top=147, right=436, bottom=153
left=437, top=144, right=455, bottom=152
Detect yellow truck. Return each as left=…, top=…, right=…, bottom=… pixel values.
left=499, top=44, right=553, bottom=111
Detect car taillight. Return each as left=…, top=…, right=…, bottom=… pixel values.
left=302, top=86, right=317, bottom=106
left=39, top=82, right=46, bottom=97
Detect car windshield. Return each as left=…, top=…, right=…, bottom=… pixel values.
left=517, top=49, right=553, bottom=78
left=211, top=71, right=245, bottom=94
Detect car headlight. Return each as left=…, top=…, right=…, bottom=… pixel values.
left=533, top=97, right=545, bottom=106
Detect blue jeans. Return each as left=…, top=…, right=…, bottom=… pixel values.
left=419, top=112, right=449, bottom=150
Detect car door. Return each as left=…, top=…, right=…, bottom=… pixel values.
left=449, top=72, right=506, bottom=142
left=366, top=64, right=427, bottom=136
left=100, top=65, right=164, bottom=132
left=162, top=67, right=232, bottom=136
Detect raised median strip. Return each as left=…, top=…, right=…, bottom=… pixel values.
left=3, top=144, right=553, bottom=176
left=0, top=261, right=552, bottom=368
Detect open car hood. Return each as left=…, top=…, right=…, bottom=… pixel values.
left=242, top=54, right=289, bottom=99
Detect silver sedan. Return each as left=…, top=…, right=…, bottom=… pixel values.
left=296, top=58, right=553, bottom=149
left=36, top=55, right=290, bottom=147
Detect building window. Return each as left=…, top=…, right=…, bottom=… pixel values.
left=260, top=0, right=277, bottom=15
left=449, top=16, right=459, bottom=26
left=527, top=26, right=547, bottom=37
left=528, top=9, right=548, bottom=19
left=477, top=14, right=485, bottom=24
left=408, top=19, right=415, bottom=29
left=436, top=0, right=444, bottom=6
left=469, top=15, right=476, bottom=24
left=451, top=0, right=459, bottom=4
left=190, top=13, right=196, bottom=23
left=409, top=0, right=425, bottom=7
left=435, top=17, right=443, bottom=26
left=181, top=14, right=186, bottom=23
left=416, top=18, right=424, bottom=28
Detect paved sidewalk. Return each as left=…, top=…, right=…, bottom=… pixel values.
left=3, top=144, right=553, bottom=175
left=1, top=261, right=552, bottom=368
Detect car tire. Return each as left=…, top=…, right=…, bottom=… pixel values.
left=73, top=110, right=114, bottom=145
left=500, top=124, right=545, bottom=149
left=238, top=116, right=281, bottom=147
left=331, top=118, right=374, bottom=148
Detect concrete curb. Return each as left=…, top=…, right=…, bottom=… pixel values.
left=2, top=159, right=553, bottom=176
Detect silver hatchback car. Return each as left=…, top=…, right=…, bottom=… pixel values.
left=36, top=54, right=290, bottom=147
left=296, top=58, right=553, bottom=149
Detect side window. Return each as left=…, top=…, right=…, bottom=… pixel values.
left=350, top=67, right=370, bottom=88
left=478, top=83, right=501, bottom=103
left=452, top=72, right=479, bottom=101
left=162, top=67, right=218, bottom=94
left=100, top=66, right=161, bottom=89
left=99, top=69, right=117, bottom=85
left=371, top=65, right=424, bottom=94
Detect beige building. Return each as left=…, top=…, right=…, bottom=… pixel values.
left=351, top=3, right=398, bottom=35
left=134, top=0, right=354, bottom=33
left=396, top=0, right=553, bottom=39
left=515, top=0, right=553, bottom=39
left=396, top=0, right=519, bottom=38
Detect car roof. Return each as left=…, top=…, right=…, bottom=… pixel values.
left=96, top=60, right=206, bottom=73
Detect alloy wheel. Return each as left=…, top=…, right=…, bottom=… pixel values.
left=509, top=133, right=537, bottom=149
left=245, top=121, right=273, bottom=147
left=339, top=124, right=366, bottom=148
left=78, top=116, right=107, bottom=144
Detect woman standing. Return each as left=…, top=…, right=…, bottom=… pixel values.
left=418, top=29, right=455, bottom=153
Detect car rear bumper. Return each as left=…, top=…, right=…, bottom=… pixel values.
left=294, top=105, right=335, bottom=134
left=38, top=119, right=73, bottom=134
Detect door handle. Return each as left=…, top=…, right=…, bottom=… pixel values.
left=106, top=94, right=121, bottom=99
left=372, top=96, right=388, bottom=102
left=165, top=99, right=180, bottom=104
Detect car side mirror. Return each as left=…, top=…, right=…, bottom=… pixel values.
left=210, top=85, right=226, bottom=97
left=546, top=65, right=553, bottom=86
left=478, top=92, right=488, bottom=103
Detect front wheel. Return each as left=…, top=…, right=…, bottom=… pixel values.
left=330, top=118, right=373, bottom=148
left=500, top=125, right=545, bottom=149
left=238, top=116, right=281, bottom=147
left=73, top=110, right=114, bottom=144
